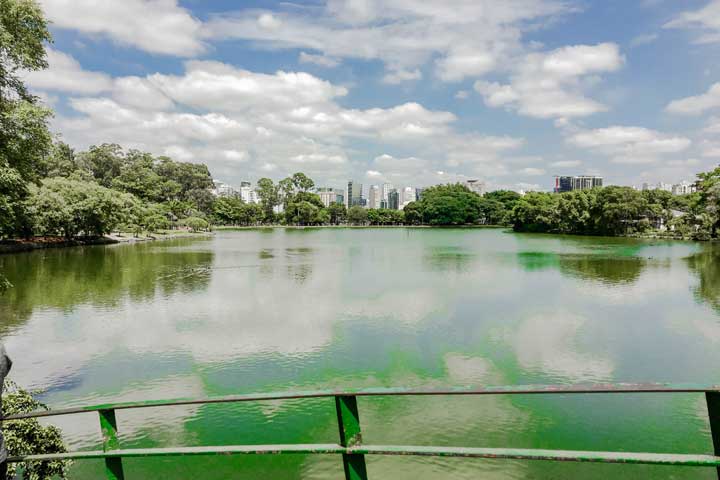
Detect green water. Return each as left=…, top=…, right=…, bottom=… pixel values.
left=1, top=228, right=720, bottom=479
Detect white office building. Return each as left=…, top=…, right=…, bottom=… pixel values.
left=368, top=185, right=381, bottom=209
left=465, top=179, right=486, bottom=196
left=240, top=185, right=258, bottom=204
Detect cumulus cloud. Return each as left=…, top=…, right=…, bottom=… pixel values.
left=298, top=52, right=341, bottom=68
left=474, top=43, right=624, bottom=119
left=23, top=48, right=113, bottom=94
left=37, top=50, right=523, bottom=186
left=566, top=126, right=691, bottom=164
left=666, top=83, right=720, bottom=115
left=202, top=0, right=571, bottom=83
left=664, top=0, right=720, bottom=45
left=38, top=0, right=205, bottom=56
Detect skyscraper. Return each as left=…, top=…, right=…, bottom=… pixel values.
left=388, top=189, right=400, bottom=210
left=368, top=185, right=381, bottom=209
left=346, top=180, right=363, bottom=208
left=382, top=183, right=394, bottom=202
left=554, top=176, right=603, bottom=192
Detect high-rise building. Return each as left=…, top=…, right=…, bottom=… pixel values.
left=554, top=176, right=602, bottom=192
left=672, top=181, right=696, bottom=195
left=212, top=180, right=238, bottom=198
left=388, top=189, right=400, bottom=210
left=465, top=179, right=485, bottom=196
left=368, top=185, right=381, bottom=209
left=415, top=187, right=425, bottom=201
left=346, top=180, right=363, bottom=208
left=240, top=184, right=258, bottom=204
left=317, top=187, right=343, bottom=207
left=382, top=183, right=394, bottom=202
left=402, top=186, right=415, bottom=205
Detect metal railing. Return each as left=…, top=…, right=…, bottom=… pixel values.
left=4, top=383, right=720, bottom=480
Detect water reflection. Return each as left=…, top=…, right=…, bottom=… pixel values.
left=422, top=246, right=477, bottom=273
left=687, top=244, right=720, bottom=312
left=515, top=251, right=646, bottom=285
left=0, top=240, right=213, bottom=329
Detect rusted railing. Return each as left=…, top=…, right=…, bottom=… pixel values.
left=4, top=383, right=720, bottom=480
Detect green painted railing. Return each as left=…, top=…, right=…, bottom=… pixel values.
left=4, top=383, right=720, bottom=479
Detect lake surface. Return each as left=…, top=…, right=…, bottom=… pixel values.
left=1, top=228, right=720, bottom=479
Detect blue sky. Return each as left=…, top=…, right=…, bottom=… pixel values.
left=23, top=0, right=720, bottom=191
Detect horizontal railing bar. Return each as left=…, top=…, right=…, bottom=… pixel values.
left=6, top=383, right=720, bottom=421
left=8, top=444, right=720, bottom=467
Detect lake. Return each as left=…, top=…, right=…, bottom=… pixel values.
left=1, top=228, right=719, bottom=479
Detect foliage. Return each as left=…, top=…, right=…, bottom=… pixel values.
left=28, top=177, right=138, bottom=238
left=256, top=178, right=279, bottom=222
left=0, top=0, right=51, bottom=101
left=410, top=184, right=482, bottom=225
left=347, top=206, right=368, bottom=225
left=183, top=216, right=209, bottom=232
left=3, top=379, right=71, bottom=479
left=327, top=202, right=346, bottom=225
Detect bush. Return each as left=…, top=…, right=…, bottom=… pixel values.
left=184, top=217, right=209, bottom=232
left=3, top=380, right=71, bottom=479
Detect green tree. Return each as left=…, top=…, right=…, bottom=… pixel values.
left=697, top=167, right=720, bottom=237
left=327, top=202, right=346, bottom=224
left=510, top=192, right=559, bottom=233
left=347, top=206, right=368, bottom=225
left=184, top=216, right=209, bottom=232
left=111, top=150, right=163, bottom=202
left=256, top=178, right=279, bottom=223
left=28, top=177, right=138, bottom=238
left=213, top=196, right=243, bottom=225
left=402, top=202, right=423, bottom=224
left=418, top=184, right=481, bottom=225
left=76, top=143, right=124, bottom=188
left=4, top=380, right=71, bottom=479
left=42, top=141, right=79, bottom=178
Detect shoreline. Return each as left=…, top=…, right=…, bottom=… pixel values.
left=214, top=224, right=507, bottom=230
left=0, top=231, right=212, bottom=255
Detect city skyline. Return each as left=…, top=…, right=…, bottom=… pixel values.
left=26, top=1, right=720, bottom=192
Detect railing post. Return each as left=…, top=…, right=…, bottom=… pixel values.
left=707, top=392, right=720, bottom=479
left=335, top=395, right=368, bottom=480
left=99, top=409, right=124, bottom=480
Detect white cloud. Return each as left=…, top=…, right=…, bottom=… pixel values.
left=202, top=0, right=572, bottom=83
left=666, top=83, right=720, bottom=115
left=630, top=33, right=658, bottom=47
left=550, top=160, right=581, bottom=168
left=298, top=52, right=341, bottom=68
left=704, top=116, right=720, bottom=133
left=520, top=167, right=546, bottom=176
left=665, top=0, right=720, bottom=45
left=382, top=68, right=422, bottom=84
left=474, top=43, right=624, bottom=119
left=566, top=126, right=691, bottom=164
left=23, top=48, right=112, bottom=94
left=700, top=140, right=720, bottom=157
left=149, top=61, right=348, bottom=112
left=38, top=0, right=205, bottom=56
left=454, top=90, right=469, bottom=100
left=40, top=53, right=523, bottom=187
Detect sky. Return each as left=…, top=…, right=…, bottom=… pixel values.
left=21, top=0, right=720, bottom=192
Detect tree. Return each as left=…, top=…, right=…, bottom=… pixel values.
left=418, top=184, right=481, bottom=225
left=213, top=196, right=243, bottom=225
left=111, top=150, right=164, bottom=202
left=28, top=177, right=138, bottom=238
left=42, top=141, right=79, bottom=178
left=510, top=192, right=559, bottom=233
left=76, top=144, right=124, bottom=188
left=291, top=172, right=314, bottom=192
left=402, top=202, right=423, bottom=225
left=256, top=178, right=279, bottom=222
left=697, top=167, right=720, bottom=237
left=4, top=380, right=71, bottom=479
left=184, top=216, right=209, bottom=232
left=347, top=206, right=368, bottom=225
left=327, top=202, right=346, bottom=225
